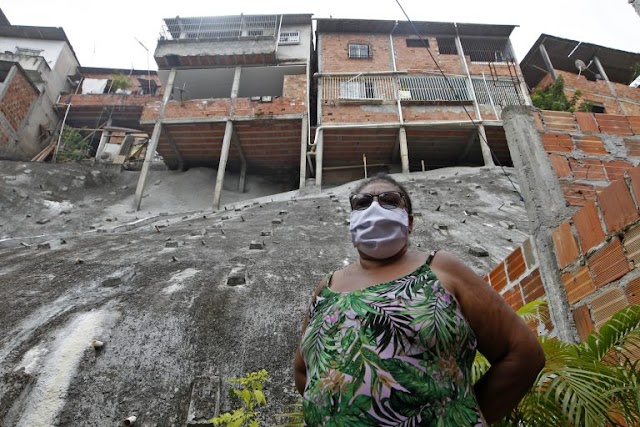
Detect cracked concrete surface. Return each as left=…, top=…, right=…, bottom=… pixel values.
left=0, top=160, right=529, bottom=426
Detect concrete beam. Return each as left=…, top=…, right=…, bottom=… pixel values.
left=212, top=66, right=242, bottom=210
left=134, top=68, right=176, bottom=211
left=502, top=106, right=576, bottom=342
left=140, top=114, right=305, bottom=126
left=299, top=115, right=308, bottom=189
left=593, top=56, right=629, bottom=116
left=538, top=44, right=557, bottom=81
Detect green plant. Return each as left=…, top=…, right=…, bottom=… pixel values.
left=57, top=127, right=90, bottom=162
left=531, top=75, right=583, bottom=112
left=485, top=303, right=640, bottom=427
left=210, top=370, right=268, bottom=427
left=110, top=73, right=131, bottom=91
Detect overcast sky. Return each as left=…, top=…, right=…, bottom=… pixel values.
left=2, top=0, right=638, bottom=71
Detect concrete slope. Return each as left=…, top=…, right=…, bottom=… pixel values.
left=0, top=164, right=528, bottom=426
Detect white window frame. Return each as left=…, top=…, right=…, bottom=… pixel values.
left=348, top=43, right=371, bottom=59
left=278, top=31, right=300, bottom=45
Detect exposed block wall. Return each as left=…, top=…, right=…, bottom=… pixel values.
left=0, top=67, right=38, bottom=149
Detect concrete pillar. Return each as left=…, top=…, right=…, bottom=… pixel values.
left=455, top=31, right=494, bottom=167
left=315, top=128, right=323, bottom=188
left=299, top=115, right=308, bottom=189
left=134, top=68, right=176, bottom=211
left=593, top=56, right=629, bottom=116
left=398, top=127, right=410, bottom=175
left=231, top=131, right=247, bottom=193
left=538, top=44, right=557, bottom=81
left=95, top=118, right=112, bottom=161
left=502, top=106, right=576, bottom=342
left=212, top=66, right=242, bottom=210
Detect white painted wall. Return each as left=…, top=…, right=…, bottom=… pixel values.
left=276, top=24, right=312, bottom=63
left=0, top=38, right=65, bottom=69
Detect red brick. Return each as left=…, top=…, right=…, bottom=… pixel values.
left=625, top=138, right=640, bottom=157
left=506, top=247, right=526, bottom=282
left=591, top=287, right=629, bottom=328
left=561, top=182, right=600, bottom=207
left=568, top=158, right=606, bottom=181
left=551, top=220, right=580, bottom=269
left=588, top=237, right=631, bottom=288
left=628, top=116, right=640, bottom=135
left=628, top=166, right=640, bottom=207
left=597, top=180, right=639, bottom=233
left=0, top=67, right=38, bottom=131
left=521, top=269, right=545, bottom=303
left=502, top=285, right=524, bottom=311
left=549, top=154, right=571, bottom=178
left=541, top=133, right=573, bottom=153
left=573, top=305, right=593, bottom=341
left=562, top=266, right=596, bottom=305
left=595, top=114, right=633, bottom=135
left=573, top=135, right=607, bottom=155
left=604, top=160, right=634, bottom=182
left=626, top=277, right=640, bottom=305
left=489, top=262, right=507, bottom=293
left=532, top=111, right=545, bottom=131
left=572, top=201, right=605, bottom=253
left=574, top=112, right=599, bottom=133
left=541, top=110, right=577, bottom=132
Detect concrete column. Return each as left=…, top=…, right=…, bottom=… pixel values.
left=231, top=131, right=246, bottom=193
left=315, top=128, right=323, bottom=188
left=593, top=56, right=629, bottom=116
left=502, top=106, right=576, bottom=342
left=398, top=127, right=410, bottom=175
left=134, top=68, right=176, bottom=211
left=538, top=44, right=557, bottom=81
left=95, top=118, right=112, bottom=161
left=299, top=115, right=308, bottom=189
left=212, top=66, right=242, bottom=210
left=455, top=31, right=494, bottom=167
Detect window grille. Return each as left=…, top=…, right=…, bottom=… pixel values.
left=399, top=75, right=470, bottom=102
left=436, top=37, right=457, bottom=55
left=460, top=37, right=512, bottom=63
left=471, top=77, right=524, bottom=106
left=323, top=75, right=395, bottom=101
left=279, top=31, right=300, bottom=45
left=348, top=43, right=372, bottom=59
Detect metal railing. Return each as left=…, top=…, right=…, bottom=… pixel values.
left=161, top=14, right=279, bottom=41
left=460, top=37, right=512, bottom=63
left=398, top=75, right=471, bottom=102
left=323, top=75, right=396, bottom=101
left=472, top=76, right=525, bottom=107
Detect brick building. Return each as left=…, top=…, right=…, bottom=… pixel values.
left=521, top=34, right=640, bottom=116
left=135, top=14, right=313, bottom=210
left=55, top=67, right=163, bottom=164
left=313, top=18, right=530, bottom=185
left=0, top=22, right=79, bottom=159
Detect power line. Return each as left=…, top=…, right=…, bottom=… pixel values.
left=393, top=0, right=524, bottom=201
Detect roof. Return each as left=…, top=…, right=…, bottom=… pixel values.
left=79, top=66, right=158, bottom=76
left=0, top=9, right=10, bottom=26
left=521, top=34, right=640, bottom=88
left=0, top=25, right=80, bottom=66
left=315, top=18, right=516, bottom=37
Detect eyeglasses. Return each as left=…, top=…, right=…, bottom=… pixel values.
left=349, top=191, right=405, bottom=211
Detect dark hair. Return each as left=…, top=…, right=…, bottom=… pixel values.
left=353, top=173, right=413, bottom=215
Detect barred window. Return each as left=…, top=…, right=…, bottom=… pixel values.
left=348, top=43, right=372, bottom=59
left=279, top=31, right=300, bottom=45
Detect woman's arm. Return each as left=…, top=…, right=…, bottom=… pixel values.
left=431, top=251, right=545, bottom=423
left=293, top=277, right=328, bottom=396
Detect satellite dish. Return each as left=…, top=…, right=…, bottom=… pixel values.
left=575, top=59, right=587, bottom=71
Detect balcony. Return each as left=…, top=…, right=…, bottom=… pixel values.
left=155, top=15, right=280, bottom=68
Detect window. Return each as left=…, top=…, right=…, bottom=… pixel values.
left=588, top=102, right=606, bottom=114
left=348, top=43, right=372, bottom=59
left=279, top=31, right=300, bottom=45
left=406, top=38, right=428, bottom=48
left=460, top=37, right=512, bottom=63
left=340, top=81, right=375, bottom=99
left=15, top=47, right=43, bottom=57
left=436, top=37, right=457, bottom=55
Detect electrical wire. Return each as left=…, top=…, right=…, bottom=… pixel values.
left=393, top=0, right=524, bottom=201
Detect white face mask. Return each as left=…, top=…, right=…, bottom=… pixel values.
left=349, top=201, right=409, bottom=259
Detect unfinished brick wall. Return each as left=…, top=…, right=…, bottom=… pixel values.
left=535, top=109, right=640, bottom=207
left=0, top=67, right=38, bottom=133
left=540, top=70, right=640, bottom=116
left=81, top=72, right=163, bottom=96
left=484, top=239, right=547, bottom=326
left=550, top=165, right=640, bottom=340
left=392, top=35, right=463, bottom=75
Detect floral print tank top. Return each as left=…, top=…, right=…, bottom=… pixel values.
left=300, top=256, right=486, bottom=426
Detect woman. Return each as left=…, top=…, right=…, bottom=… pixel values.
left=293, top=173, right=544, bottom=426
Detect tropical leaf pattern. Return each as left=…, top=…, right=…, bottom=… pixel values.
left=300, top=262, right=486, bottom=426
